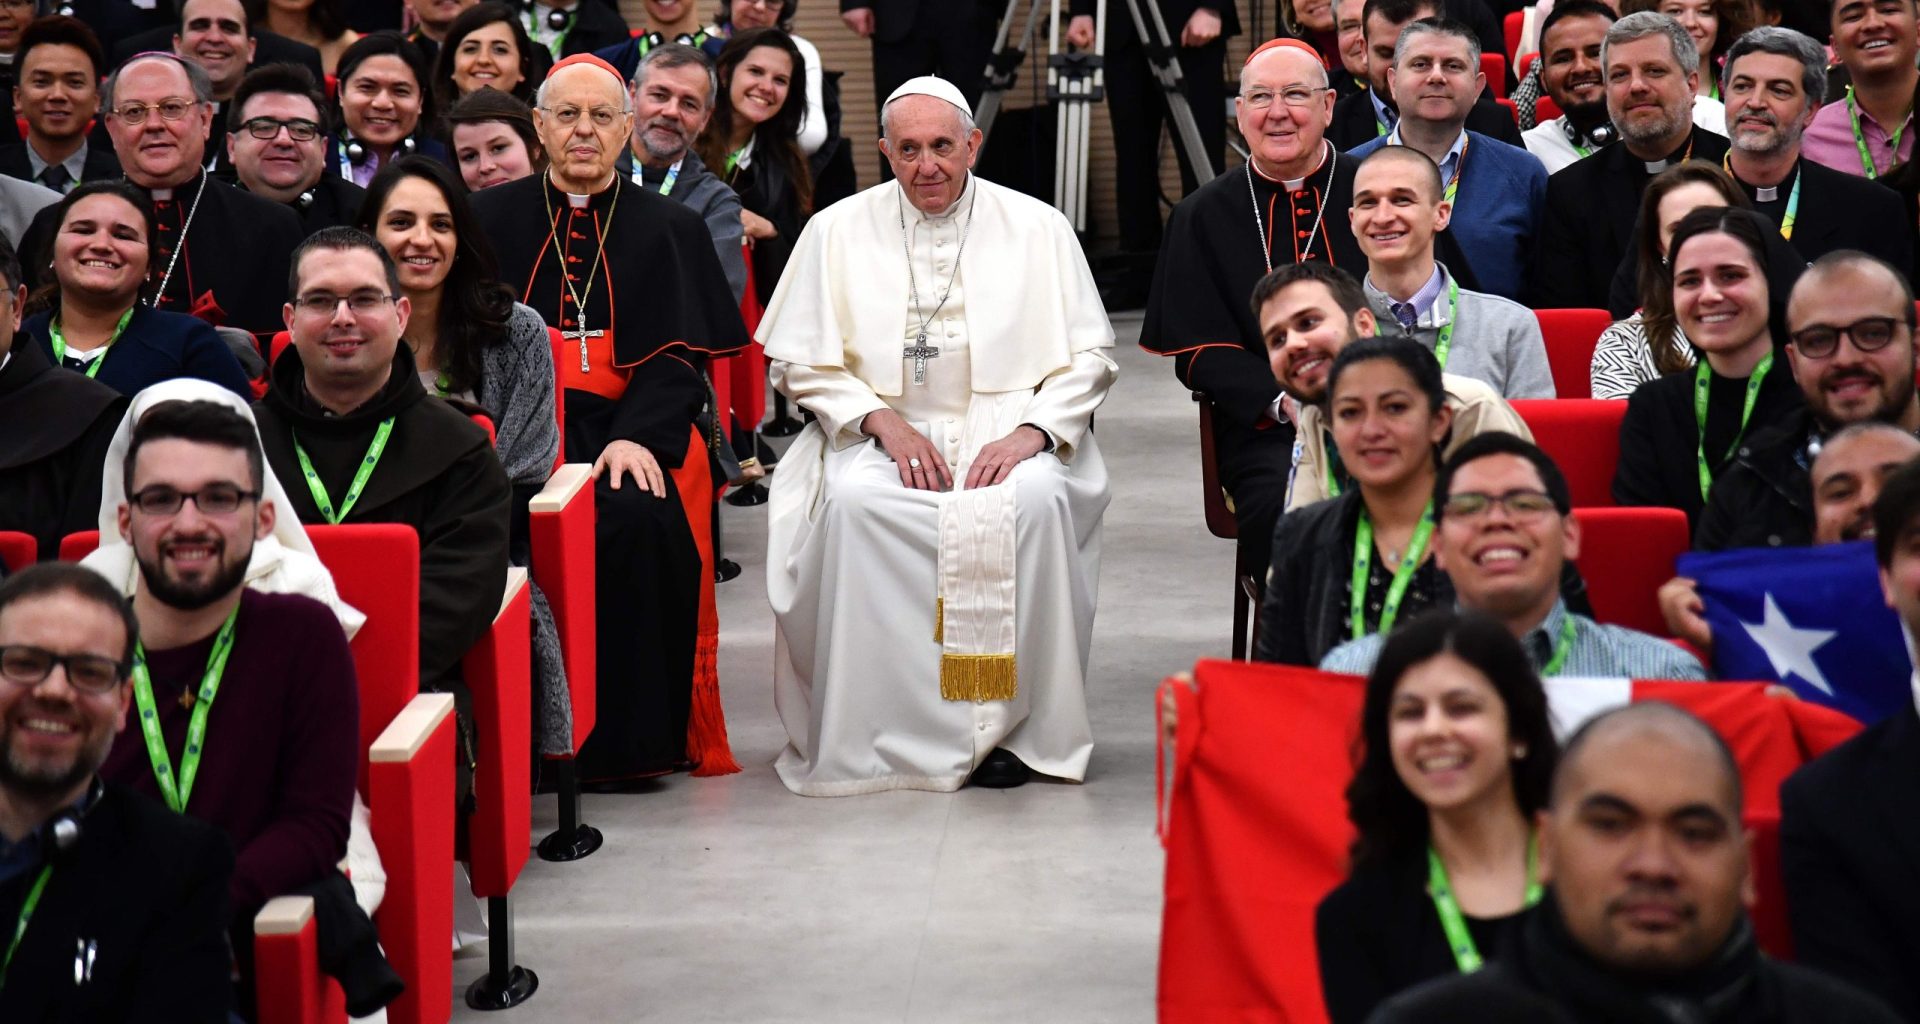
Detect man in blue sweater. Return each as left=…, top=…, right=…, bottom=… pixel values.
left=1348, top=17, right=1548, bottom=303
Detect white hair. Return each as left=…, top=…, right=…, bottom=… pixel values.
left=880, top=95, right=977, bottom=142
left=533, top=64, right=635, bottom=114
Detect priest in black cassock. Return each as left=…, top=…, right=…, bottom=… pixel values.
left=18, top=53, right=304, bottom=338
left=1530, top=12, right=1730, bottom=310
left=254, top=228, right=511, bottom=691
left=1143, top=38, right=1478, bottom=572
left=472, top=54, right=747, bottom=783
left=0, top=235, right=124, bottom=560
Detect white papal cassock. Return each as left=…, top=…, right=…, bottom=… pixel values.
left=759, top=172, right=1117, bottom=796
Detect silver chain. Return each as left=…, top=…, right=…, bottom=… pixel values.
left=1247, top=142, right=1337, bottom=272
left=148, top=171, right=211, bottom=310
left=898, top=181, right=977, bottom=340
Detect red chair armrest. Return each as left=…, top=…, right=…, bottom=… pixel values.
left=529, top=463, right=597, bottom=750
left=369, top=693, right=458, bottom=1024
left=0, top=532, right=36, bottom=572
left=253, top=897, right=333, bottom=1024
left=461, top=570, right=533, bottom=900
left=58, top=530, right=101, bottom=561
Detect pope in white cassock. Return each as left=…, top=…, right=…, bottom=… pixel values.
left=759, top=76, right=1118, bottom=796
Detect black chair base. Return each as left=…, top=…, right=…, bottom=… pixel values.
left=725, top=482, right=769, bottom=507
left=465, top=966, right=538, bottom=1010
left=716, top=558, right=742, bottom=582
left=538, top=823, right=603, bottom=862
left=762, top=416, right=804, bottom=437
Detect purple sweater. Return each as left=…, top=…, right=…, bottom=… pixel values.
left=101, top=589, right=359, bottom=920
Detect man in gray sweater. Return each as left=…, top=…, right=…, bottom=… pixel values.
left=1349, top=145, right=1556, bottom=399
left=623, top=42, right=749, bottom=305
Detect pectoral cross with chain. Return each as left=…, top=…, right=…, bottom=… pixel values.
left=563, top=327, right=604, bottom=373
left=904, top=333, right=941, bottom=385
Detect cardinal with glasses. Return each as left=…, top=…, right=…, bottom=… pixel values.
left=472, top=53, right=748, bottom=784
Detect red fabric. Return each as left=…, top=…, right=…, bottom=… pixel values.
left=1570, top=507, right=1690, bottom=636
left=1536, top=94, right=1563, bottom=121
left=529, top=466, right=597, bottom=752
left=547, top=53, right=625, bottom=88
left=252, top=904, right=333, bottom=1024
left=367, top=697, right=457, bottom=1024
left=306, top=526, right=422, bottom=783
left=1519, top=52, right=1538, bottom=81
left=58, top=529, right=100, bottom=562
left=1511, top=398, right=1627, bottom=509
left=670, top=424, right=741, bottom=776
left=0, top=531, right=35, bottom=573
left=1245, top=38, right=1327, bottom=67
left=461, top=576, right=532, bottom=898
left=1482, top=54, right=1508, bottom=98
left=1498, top=97, right=1518, bottom=125
left=1504, top=10, right=1525, bottom=61
left=1156, top=661, right=1863, bottom=1024
left=1533, top=308, right=1613, bottom=400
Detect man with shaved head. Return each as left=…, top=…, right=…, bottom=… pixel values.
left=1373, top=702, right=1903, bottom=1022
left=473, top=54, right=747, bottom=784
left=758, top=77, right=1116, bottom=794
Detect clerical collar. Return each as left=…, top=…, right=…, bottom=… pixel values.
left=1640, top=131, right=1696, bottom=173
left=1250, top=144, right=1329, bottom=191
left=901, top=172, right=977, bottom=224
left=567, top=191, right=592, bottom=208
left=145, top=170, right=206, bottom=203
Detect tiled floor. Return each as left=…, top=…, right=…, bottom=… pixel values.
left=450, top=313, right=1235, bottom=1022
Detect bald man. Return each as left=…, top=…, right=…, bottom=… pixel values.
left=1375, top=703, right=1903, bottom=1023
left=472, top=55, right=746, bottom=783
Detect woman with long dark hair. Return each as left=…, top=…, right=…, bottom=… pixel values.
left=356, top=155, right=575, bottom=755
left=700, top=0, right=826, bottom=154
left=431, top=1, right=547, bottom=111
left=696, top=26, right=812, bottom=305
left=22, top=181, right=251, bottom=400
left=1315, top=609, right=1560, bottom=1024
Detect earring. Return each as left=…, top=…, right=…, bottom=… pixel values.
left=1512, top=743, right=1528, bottom=760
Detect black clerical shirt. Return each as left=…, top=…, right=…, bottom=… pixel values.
left=0, top=337, right=125, bottom=559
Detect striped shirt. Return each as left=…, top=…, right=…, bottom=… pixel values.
left=1318, top=600, right=1709, bottom=680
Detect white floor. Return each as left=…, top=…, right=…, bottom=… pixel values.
left=449, top=313, right=1237, bottom=1023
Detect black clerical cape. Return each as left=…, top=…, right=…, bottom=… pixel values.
left=471, top=173, right=746, bottom=779
left=0, top=336, right=125, bottom=559
left=1531, top=127, right=1730, bottom=309
left=254, top=345, right=511, bottom=690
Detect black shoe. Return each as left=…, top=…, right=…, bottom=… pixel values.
left=970, top=748, right=1030, bottom=789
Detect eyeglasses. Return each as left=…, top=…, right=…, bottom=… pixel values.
left=111, top=99, right=198, bottom=124
left=0, top=645, right=126, bottom=695
left=1439, top=489, right=1561, bottom=521
left=237, top=116, right=321, bottom=142
left=538, top=104, right=626, bottom=128
left=1240, top=86, right=1330, bottom=110
left=1789, top=316, right=1904, bottom=359
left=130, top=483, right=258, bottom=516
left=293, top=290, right=396, bottom=317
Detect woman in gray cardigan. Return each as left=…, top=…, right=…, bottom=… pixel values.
left=360, top=156, right=574, bottom=756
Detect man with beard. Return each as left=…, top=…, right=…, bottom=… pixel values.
left=254, top=227, right=510, bottom=691
left=1801, top=0, right=1919, bottom=177
left=0, top=563, right=233, bottom=1021
left=0, top=233, right=124, bottom=560
left=1256, top=261, right=1530, bottom=514
left=18, top=52, right=304, bottom=339
left=1717, top=28, right=1911, bottom=278
left=1531, top=12, right=1730, bottom=310
left=624, top=43, right=746, bottom=303
left=1698, top=251, right=1920, bottom=550
left=227, top=63, right=365, bottom=234
left=473, top=55, right=745, bottom=782
left=1327, top=0, right=1522, bottom=151
left=1373, top=703, right=1901, bottom=1023
left=1659, top=422, right=1920, bottom=651
left=0, top=17, right=120, bottom=192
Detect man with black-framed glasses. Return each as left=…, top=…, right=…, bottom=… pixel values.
left=1697, top=250, right=1920, bottom=550
left=226, top=63, right=365, bottom=234
left=0, top=561, right=234, bottom=1021
left=1321, top=431, right=1707, bottom=678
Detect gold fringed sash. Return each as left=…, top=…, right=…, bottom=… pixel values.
left=936, top=480, right=1019, bottom=701
left=940, top=654, right=1019, bottom=702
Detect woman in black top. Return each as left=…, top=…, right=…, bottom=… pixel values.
left=1257, top=337, right=1455, bottom=667
left=1612, top=207, right=1804, bottom=528
left=696, top=27, right=812, bottom=307
left=1315, top=610, right=1561, bottom=1024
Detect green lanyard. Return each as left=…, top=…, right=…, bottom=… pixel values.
left=1846, top=86, right=1909, bottom=180
left=1722, top=154, right=1801, bottom=238
left=1350, top=504, right=1436, bottom=640
left=0, top=864, right=52, bottom=987
left=1323, top=430, right=1341, bottom=498
left=48, top=307, right=135, bottom=379
left=293, top=417, right=395, bottom=525
left=1539, top=613, right=1579, bottom=677
left=1428, top=835, right=1543, bottom=974
left=725, top=146, right=747, bottom=176
left=1376, top=277, right=1460, bottom=368
left=129, top=603, right=240, bottom=815
left=1693, top=353, right=1772, bottom=501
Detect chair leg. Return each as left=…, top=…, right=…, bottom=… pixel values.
left=1240, top=575, right=1263, bottom=662
left=763, top=392, right=804, bottom=436
left=463, top=895, right=539, bottom=1010
left=1231, top=575, right=1249, bottom=662
left=537, top=759, right=603, bottom=862
left=713, top=496, right=742, bottom=583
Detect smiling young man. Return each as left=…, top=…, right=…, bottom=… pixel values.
left=1376, top=703, right=1903, bottom=1023
left=1532, top=12, right=1731, bottom=309
left=622, top=42, right=746, bottom=303
left=1802, top=0, right=1920, bottom=176
left=1321, top=431, right=1707, bottom=679
left=227, top=63, right=364, bottom=233
left=0, top=17, right=119, bottom=192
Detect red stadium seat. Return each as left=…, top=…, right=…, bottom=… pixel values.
left=1497, top=97, right=1518, bottom=125
left=0, top=532, right=35, bottom=572
left=1505, top=9, right=1525, bottom=61
left=1571, top=507, right=1692, bottom=636
left=1482, top=53, right=1508, bottom=98
left=1509, top=398, right=1627, bottom=509
left=270, top=330, right=293, bottom=366
left=1535, top=94, right=1563, bottom=122
left=1518, top=51, right=1536, bottom=81
left=1195, top=395, right=1259, bottom=659
left=1534, top=307, right=1613, bottom=399
left=58, top=530, right=99, bottom=561
left=529, top=464, right=601, bottom=861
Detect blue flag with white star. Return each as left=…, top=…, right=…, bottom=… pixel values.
left=1678, top=541, right=1911, bottom=724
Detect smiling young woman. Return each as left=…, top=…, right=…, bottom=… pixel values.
left=695, top=27, right=813, bottom=306
left=20, top=182, right=253, bottom=400
left=431, top=1, right=546, bottom=111
left=1314, top=609, right=1560, bottom=1024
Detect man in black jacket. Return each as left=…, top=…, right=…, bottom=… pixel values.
left=840, top=0, right=997, bottom=112
left=1779, top=459, right=1920, bottom=1022
left=1373, top=702, right=1903, bottom=1024
left=0, top=563, right=233, bottom=1022
left=226, top=63, right=366, bottom=234
left=1697, top=251, right=1920, bottom=550
left=1327, top=0, right=1523, bottom=151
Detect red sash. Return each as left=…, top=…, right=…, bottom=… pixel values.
left=556, top=328, right=630, bottom=401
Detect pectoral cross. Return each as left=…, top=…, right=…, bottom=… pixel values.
left=904, top=334, right=941, bottom=385
left=563, top=327, right=605, bottom=372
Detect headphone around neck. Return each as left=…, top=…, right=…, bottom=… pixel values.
left=1563, top=116, right=1617, bottom=150
left=343, top=134, right=418, bottom=166
left=44, top=778, right=105, bottom=862
left=518, top=0, right=574, bottom=32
